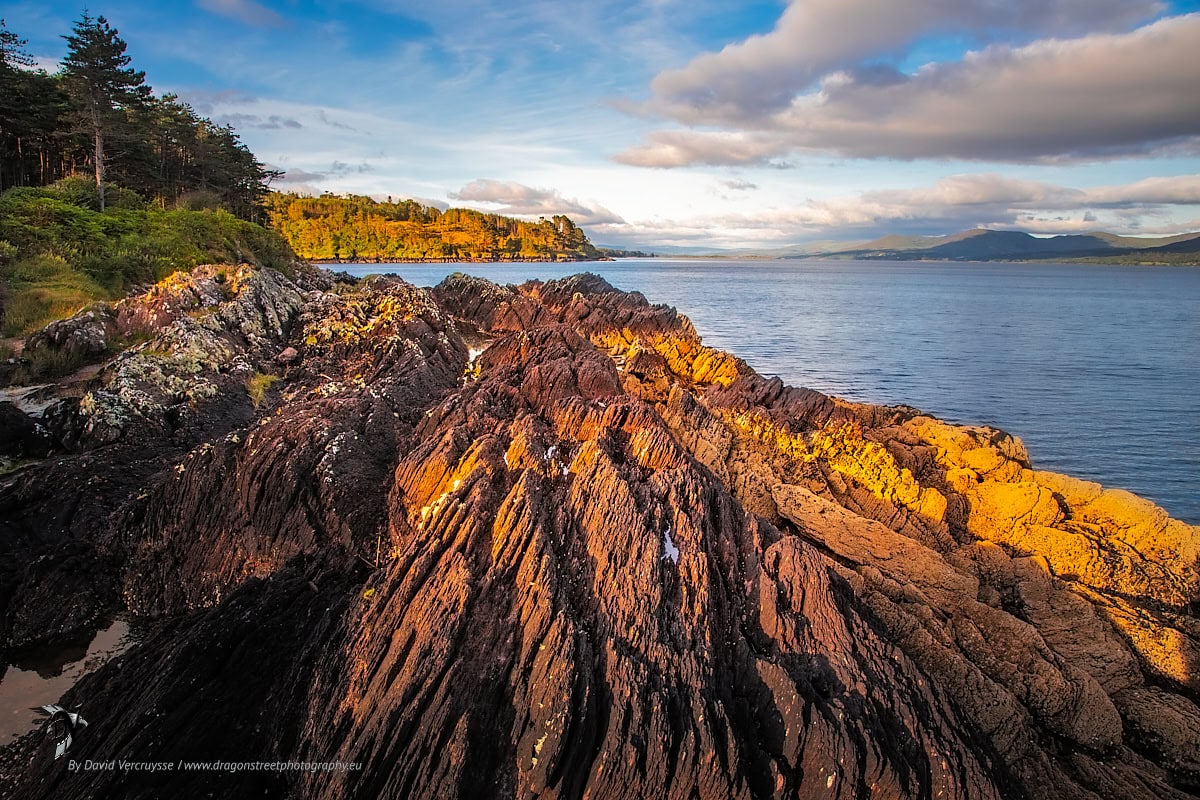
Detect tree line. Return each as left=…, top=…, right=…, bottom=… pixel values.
left=0, top=14, right=274, bottom=221
left=267, top=193, right=600, bottom=262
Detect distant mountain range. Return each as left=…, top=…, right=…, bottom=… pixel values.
left=801, top=229, right=1200, bottom=263
left=601, top=229, right=1200, bottom=263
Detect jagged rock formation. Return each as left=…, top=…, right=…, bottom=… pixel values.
left=1, top=267, right=1197, bottom=799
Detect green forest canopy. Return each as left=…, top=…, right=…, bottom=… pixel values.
left=0, top=16, right=274, bottom=221
left=267, top=192, right=600, bottom=262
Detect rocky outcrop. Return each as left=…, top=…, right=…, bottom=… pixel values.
left=6, top=263, right=329, bottom=387
left=21, top=303, right=118, bottom=371
left=0, top=265, right=317, bottom=651
left=1, top=269, right=1196, bottom=799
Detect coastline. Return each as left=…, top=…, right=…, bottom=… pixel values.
left=603, top=254, right=1200, bottom=266
left=1, top=265, right=1197, bottom=798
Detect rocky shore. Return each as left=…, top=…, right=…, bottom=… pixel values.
left=1, top=264, right=1197, bottom=799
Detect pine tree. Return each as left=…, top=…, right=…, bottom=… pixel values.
left=60, top=12, right=149, bottom=211
left=0, top=18, right=34, bottom=70
left=1, top=19, right=36, bottom=189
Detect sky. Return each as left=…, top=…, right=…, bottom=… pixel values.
left=8, top=0, right=1200, bottom=250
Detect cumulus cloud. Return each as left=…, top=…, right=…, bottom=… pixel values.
left=450, top=179, right=625, bottom=226
left=1085, top=175, right=1200, bottom=205
left=622, top=11, right=1200, bottom=165
left=789, top=173, right=1200, bottom=232
left=196, top=0, right=285, bottom=28
left=617, top=131, right=787, bottom=168
left=646, top=0, right=1161, bottom=123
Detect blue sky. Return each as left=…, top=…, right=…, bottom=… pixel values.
left=8, top=0, right=1200, bottom=249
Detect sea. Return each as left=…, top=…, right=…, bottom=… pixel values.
left=340, top=259, right=1200, bottom=525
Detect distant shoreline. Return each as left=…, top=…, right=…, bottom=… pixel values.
left=309, top=256, right=610, bottom=265
left=582, top=255, right=1200, bottom=266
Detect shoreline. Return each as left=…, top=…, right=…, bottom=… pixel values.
left=1, top=265, right=1196, bottom=799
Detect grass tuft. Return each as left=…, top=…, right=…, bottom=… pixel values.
left=245, top=372, right=282, bottom=408
left=28, top=346, right=84, bottom=379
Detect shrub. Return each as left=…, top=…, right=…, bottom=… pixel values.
left=0, top=185, right=298, bottom=334
left=177, top=190, right=223, bottom=212
left=46, top=176, right=146, bottom=211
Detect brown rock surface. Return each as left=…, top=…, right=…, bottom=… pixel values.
left=1, top=269, right=1196, bottom=800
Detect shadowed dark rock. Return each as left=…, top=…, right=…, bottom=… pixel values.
left=0, top=401, right=52, bottom=459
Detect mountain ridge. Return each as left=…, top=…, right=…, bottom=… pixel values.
left=815, top=228, right=1200, bottom=263
left=625, top=230, right=1200, bottom=263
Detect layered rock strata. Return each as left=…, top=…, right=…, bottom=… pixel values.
left=1, top=267, right=1196, bottom=799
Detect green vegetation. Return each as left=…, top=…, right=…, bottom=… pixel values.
left=1060, top=252, right=1200, bottom=266
left=0, top=182, right=295, bottom=336
left=26, top=342, right=85, bottom=379
left=0, top=252, right=105, bottom=336
left=595, top=246, right=656, bottom=259
left=0, top=16, right=292, bottom=339
left=267, top=193, right=600, bottom=262
left=245, top=371, right=281, bottom=407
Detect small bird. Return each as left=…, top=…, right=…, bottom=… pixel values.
left=32, top=704, right=88, bottom=760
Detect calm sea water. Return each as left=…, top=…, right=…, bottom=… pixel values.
left=342, top=259, right=1200, bottom=524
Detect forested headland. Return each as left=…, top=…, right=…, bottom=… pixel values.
left=266, top=193, right=600, bottom=263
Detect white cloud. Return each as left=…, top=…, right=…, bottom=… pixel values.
left=221, top=112, right=303, bottom=130
left=623, top=12, right=1200, bottom=165
left=450, top=179, right=625, bottom=225
left=1085, top=175, right=1200, bottom=205
left=273, top=168, right=327, bottom=183
left=719, top=178, right=757, bottom=191
left=591, top=172, right=1200, bottom=249
left=196, top=0, right=285, bottom=28
left=793, top=173, right=1200, bottom=231
left=616, top=131, right=789, bottom=168
left=645, top=0, right=1162, bottom=123
left=21, top=55, right=60, bottom=73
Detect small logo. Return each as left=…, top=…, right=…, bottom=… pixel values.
left=32, top=705, right=88, bottom=760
